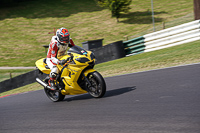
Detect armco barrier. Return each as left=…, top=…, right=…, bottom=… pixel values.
left=124, top=19, right=200, bottom=56
left=123, top=36, right=145, bottom=55
left=0, top=69, right=47, bottom=93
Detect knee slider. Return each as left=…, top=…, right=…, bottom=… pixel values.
left=50, top=66, right=58, bottom=78
left=50, top=72, right=57, bottom=78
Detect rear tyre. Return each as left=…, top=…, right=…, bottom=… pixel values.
left=86, top=71, right=106, bottom=98
left=44, top=77, right=65, bottom=102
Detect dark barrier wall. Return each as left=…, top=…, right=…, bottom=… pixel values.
left=0, top=69, right=47, bottom=93
left=92, top=41, right=126, bottom=64
left=82, top=39, right=103, bottom=50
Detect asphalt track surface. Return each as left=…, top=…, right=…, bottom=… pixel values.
left=0, top=63, right=200, bottom=133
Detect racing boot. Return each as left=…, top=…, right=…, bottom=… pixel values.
left=49, top=78, right=57, bottom=91
left=49, top=66, right=59, bottom=90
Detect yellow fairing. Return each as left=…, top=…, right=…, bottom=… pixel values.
left=83, top=69, right=96, bottom=76
left=60, top=52, right=96, bottom=95
left=61, top=65, right=85, bottom=95
left=61, top=81, right=87, bottom=95
left=61, top=68, right=96, bottom=95
left=35, top=58, right=51, bottom=74
left=36, top=48, right=96, bottom=96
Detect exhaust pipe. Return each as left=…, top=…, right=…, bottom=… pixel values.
left=36, top=78, right=51, bottom=90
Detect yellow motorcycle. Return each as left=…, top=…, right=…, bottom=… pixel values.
left=35, top=45, right=106, bottom=102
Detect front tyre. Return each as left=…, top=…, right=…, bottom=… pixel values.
left=86, top=71, right=106, bottom=98
left=44, top=77, right=65, bottom=102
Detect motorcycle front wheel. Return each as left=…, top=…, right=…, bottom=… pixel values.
left=86, top=71, right=106, bottom=98
left=44, top=78, right=65, bottom=102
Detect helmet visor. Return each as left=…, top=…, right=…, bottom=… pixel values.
left=60, top=36, right=69, bottom=44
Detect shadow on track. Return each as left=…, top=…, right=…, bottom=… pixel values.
left=64, top=86, right=136, bottom=102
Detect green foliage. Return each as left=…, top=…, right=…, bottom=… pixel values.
left=96, top=0, right=132, bottom=22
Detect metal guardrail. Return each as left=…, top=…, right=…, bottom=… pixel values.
left=123, top=19, right=200, bottom=56
left=123, top=36, right=145, bottom=55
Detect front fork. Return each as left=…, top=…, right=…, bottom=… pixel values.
left=83, top=74, right=92, bottom=87
left=82, top=69, right=96, bottom=91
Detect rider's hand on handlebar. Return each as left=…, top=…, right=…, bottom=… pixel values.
left=66, top=57, right=71, bottom=63
left=58, top=59, right=67, bottom=65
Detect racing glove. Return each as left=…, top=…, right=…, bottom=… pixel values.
left=58, top=59, right=67, bottom=65
left=66, top=57, right=71, bottom=62
left=58, top=57, right=71, bottom=65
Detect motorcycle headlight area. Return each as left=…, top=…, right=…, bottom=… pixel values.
left=75, top=57, right=90, bottom=63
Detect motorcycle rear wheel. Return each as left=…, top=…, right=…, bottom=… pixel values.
left=44, top=78, right=65, bottom=102
left=86, top=71, right=106, bottom=98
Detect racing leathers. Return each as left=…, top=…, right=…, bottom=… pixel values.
left=46, top=36, right=75, bottom=90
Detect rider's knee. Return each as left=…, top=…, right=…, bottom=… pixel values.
left=50, top=66, right=59, bottom=78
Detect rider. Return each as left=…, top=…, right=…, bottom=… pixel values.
left=46, top=27, right=75, bottom=90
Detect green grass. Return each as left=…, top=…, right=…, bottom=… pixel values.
left=0, top=0, right=193, bottom=67
left=0, top=0, right=197, bottom=96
